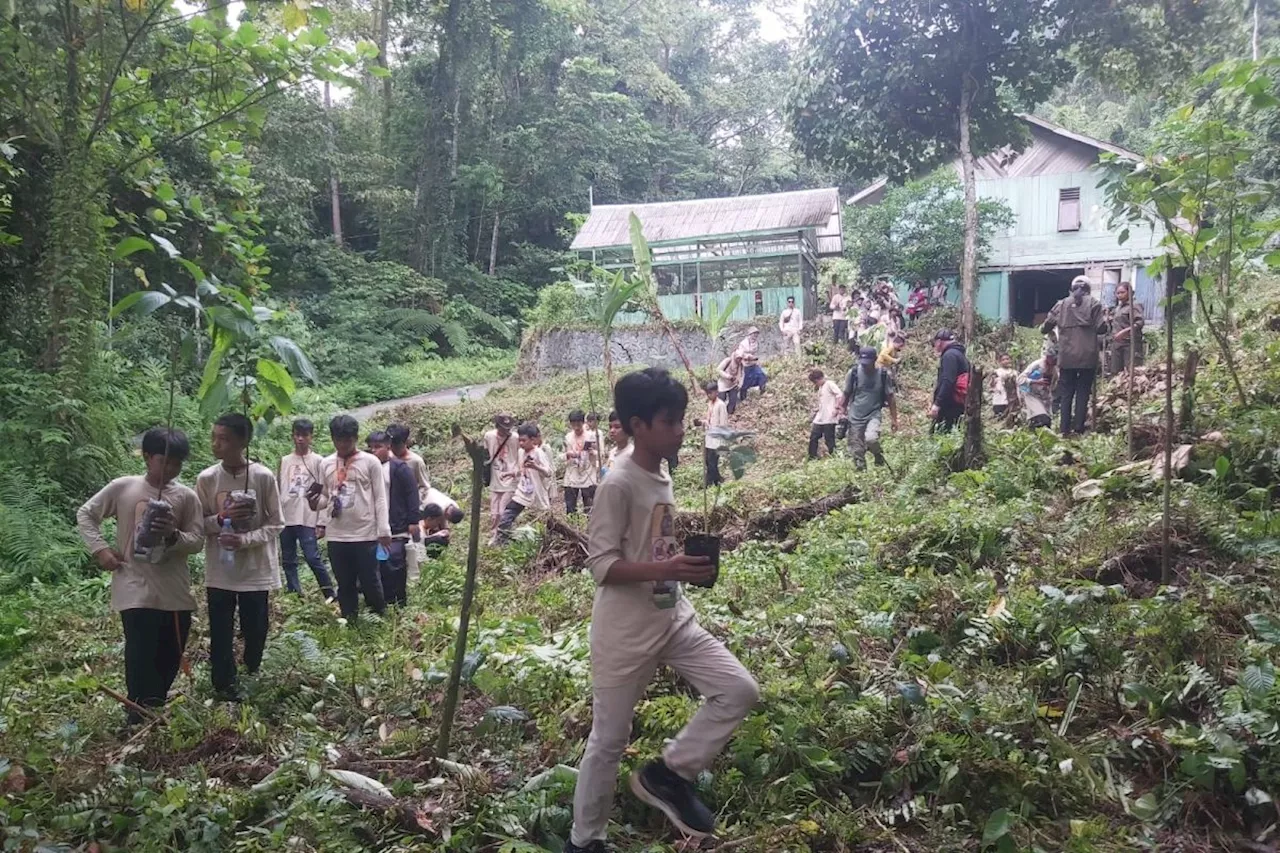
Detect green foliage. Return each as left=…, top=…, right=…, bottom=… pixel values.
left=844, top=172, right=1015, bottom=282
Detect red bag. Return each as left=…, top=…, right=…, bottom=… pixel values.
left=952, top=371, right=970, bottom=406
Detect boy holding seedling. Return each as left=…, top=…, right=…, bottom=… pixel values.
left=197, top=413, right=283, bottom=701
left=563, top=410, right=600, bottom=516
left=497, top=422, right=553, bottom=540
left=78, top=427, right=205, bottom=724
left=311, top=415, right=391, bottom=621
left=278, top=419, right=336, bottom=601
left=567, top=368, right=758, bottom=851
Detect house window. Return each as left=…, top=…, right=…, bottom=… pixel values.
left=1058, top=187, right=1081, bottom=232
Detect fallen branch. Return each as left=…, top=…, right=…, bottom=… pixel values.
left=338, top=787, right=440, bottom=836
left=99, top=685, right=159, bottom=722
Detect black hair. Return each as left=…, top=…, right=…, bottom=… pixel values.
left=517, top=422, right=540, bottom=439
left=608, top=410, right=619, bottom=423
left=808, top=368, right=825, bottom=382
left=386, top=423, right=410, bottom=447
left=367, top=431, right=389, bottom=446
left=614, top=367, right=688, bottom=437
left=446, top=506, right=464, bottom=524
left=568, top=409, right=585, bottom=423
left=586, top=411, right=601, bottom=422
left=292, top=418, right=314, bottom=435
left=329, top=414, right=359, bottom=440
left=141, top=427, right=190, bottom=461
left=214, top=412, right=252, bottom=442
left=786, top=295, right=796, bottom=301
left=702, top=380, right=719, bottom=394
left=422, top=503, right=443, bottom=519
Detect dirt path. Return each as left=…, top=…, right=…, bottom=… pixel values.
left=346, top=381, right=505, bottom=423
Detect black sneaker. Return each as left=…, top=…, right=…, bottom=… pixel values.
left=629, top=760, right=715, bottom=839
left=564, top=841, right=610, bottom=853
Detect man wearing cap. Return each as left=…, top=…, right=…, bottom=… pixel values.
left=736, top=327, right=768, bottom=401
left=929, top=328, right=970, bottom=433
left=483, top=414, right=520, bottom=543
left=779, top=295, right=804, bottom=357
left=1042, top=276, right=1107, bottom=435
left=841, top=347, right=899, bottom=471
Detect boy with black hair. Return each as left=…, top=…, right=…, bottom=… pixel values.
left=602, top=410, right=631, bottom=478
left=78, top=427, right=205, bottom=724
left=368, top=433, right=419, bottom=608
left=699, top=380, right=728, bottom=486
left=567, top=368, right=758, bottom=852
left=386, top=422, right=430, bottom=582
left=197, top=412, right=283, bottom=701
left=420, top=497, right=465, bottom=557
left=483, top=414, right=520, bottom=544
left=278, top=419, right=336, bottom=601
left=807, top=368, right=842, bottom=460
left=497, top=422, right=553, bottom=540
left=310, top=415, right=391, bottom=621
left=563, top=410, right=600, bottom=515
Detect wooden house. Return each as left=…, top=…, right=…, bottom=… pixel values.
left=852, top=115, right=1173, bottom=326
left=570, top=188, right=845, bottom=325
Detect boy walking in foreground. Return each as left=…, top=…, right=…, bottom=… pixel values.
left=807, top=368, right=842, bottom=460
left=312, top=415, right=391, bottom=621
left=78, top=427, right=205, bottom=724
left=278, top=419, right=336, bottom=601
left=567, top=368, right=759, bottom=851
left=197, top=413, right=283, bottom=701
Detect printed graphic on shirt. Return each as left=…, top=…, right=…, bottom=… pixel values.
left=284, top=460, right=315, bottom=496
left=648, top=503, right=680, bottom=609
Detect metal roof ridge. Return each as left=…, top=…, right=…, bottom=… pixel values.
left=588, top=186, right=840, bottom=211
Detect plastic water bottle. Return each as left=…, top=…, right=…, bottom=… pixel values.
left=219, top=517, right=236, bottom=566
left=375, top=543, right=390, bottom=562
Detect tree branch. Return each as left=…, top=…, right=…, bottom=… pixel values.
left=87, top=0, right=172, bottom=146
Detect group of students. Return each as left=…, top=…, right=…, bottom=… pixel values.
left=77, top=413, right=462, bottom=722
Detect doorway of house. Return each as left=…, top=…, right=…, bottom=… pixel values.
left=1010, top=268, right=1083, bottom=327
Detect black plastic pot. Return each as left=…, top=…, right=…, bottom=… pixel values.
left=684, top=533, right=720, bottom=589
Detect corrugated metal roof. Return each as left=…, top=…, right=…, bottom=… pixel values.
left=571, top=187, right=844, bottom=256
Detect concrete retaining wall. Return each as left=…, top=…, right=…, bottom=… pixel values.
left=517, top=321, right=827, bottom=381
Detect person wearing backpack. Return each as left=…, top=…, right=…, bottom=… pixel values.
left=1042, top=276, right=1107, bottom=435
left=841, top=347, right=900, bottom=470
left=929, top=328, right=970, bottom=433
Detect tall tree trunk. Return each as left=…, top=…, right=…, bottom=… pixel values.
left=378, top=0, right=392, bottom=149
left=958, top=72, right=980, bottom=343
left=1161, top=272, right=1175, bottom=584
left=1253, top=0, right=1261, bottom=61
left=324, top=81, right=343, bottom=247
left=961, top=366, right=985, bottom=470
left=488, top=212, right=500, bottom=275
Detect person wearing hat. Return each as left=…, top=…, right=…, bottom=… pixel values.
left=929, top=328, right=970, bottom=433
left=483, top=414, right=520, bottom=543
left=779, top=295, right=804, bottom=357
left=1018, top=344, right=1059, bottom=429
left=736, top=327, right=768, bottom=401
left=840, top=346, right=899, bottom=471
left=1042, top=276, right=1107, bottom=435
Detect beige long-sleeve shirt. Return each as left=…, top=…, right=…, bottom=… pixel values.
left=704, top=397, right=730, bottom=449
left=562, top=429, right=600, bottom=489
left=512, top=446, right=553, bottom=509
left=585, top=454, right=694, bottom=685
left=318, top=451, right=390, bottom=542
left=77, top=475, right=203, bottom=612
left=779, top=307, right=804, bottom=334
left=197, top=462, right=283, bottom=592
left=483, top=428, right=520, bottom=493
left=278, top=451, right=325, bottom=528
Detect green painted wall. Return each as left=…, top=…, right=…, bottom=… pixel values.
left=978, top=170, right=1165, bottom=268
left=615, top=286, right=806, bottom=326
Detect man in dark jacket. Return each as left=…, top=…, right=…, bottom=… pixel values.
left=1042, top=276, right=1107, bottom=436
left=930, top=328, right=969, bottom=433
left=370, top=433, right=420, bottom=607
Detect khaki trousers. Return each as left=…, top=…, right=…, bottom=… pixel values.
left=487, top=490, right=513, bottom=544
left=569, top=618, right=758, bottom=846
left=783, top=331, right=802, bottom=357
left=405, top=539, right=421, bottom=582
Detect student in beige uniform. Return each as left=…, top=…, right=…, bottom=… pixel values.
left=562, top=410, right=600, bottom=515
left=566, top=368, right=758, bottom=852
left=311, top=415, right=391, bottom=621
left=601, top=410, right=631, bottom=479
left=77, top=427, right=205, bottom=724
left=483, top=414, right=520, bottom=544
left=497, top=423, right=553, bottom=540
left=278, top=419, right=336, bottom=600
left=387, top=423, right=429, bottom=582
left=807, top=368, right=842, bottom=459
left=699, top=381, right=729, bottom=486
left=197, top=413, right=283, bottom=701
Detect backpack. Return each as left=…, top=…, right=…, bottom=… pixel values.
left=952, top=371, right=970, bottom=406
left=844, top=366, right=891, bottom=411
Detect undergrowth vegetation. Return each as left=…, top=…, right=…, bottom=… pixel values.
left=1, top=297, right=1279, bottom=851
